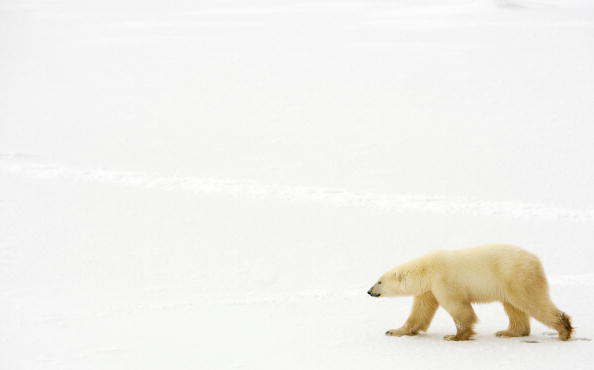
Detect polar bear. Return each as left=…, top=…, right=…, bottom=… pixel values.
left=367, top=244, right=573, bottom=341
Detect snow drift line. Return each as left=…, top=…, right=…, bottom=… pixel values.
left=1, top=159, right=593, bottom=222
left=36, top=275, right=594, bottom=321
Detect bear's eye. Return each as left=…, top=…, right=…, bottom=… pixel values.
left=377, top=281, right=381, bottom=285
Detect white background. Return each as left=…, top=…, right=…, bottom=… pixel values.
left=1, top=0, right=593, bottom=369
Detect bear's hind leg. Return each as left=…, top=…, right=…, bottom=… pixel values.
left=386, top=291, right=439, bottom=336
left=496, top=302, right=530, bottom=337
left=509, top=297, right=573, bottom=341
left=440, top=301, right=477, bottom=341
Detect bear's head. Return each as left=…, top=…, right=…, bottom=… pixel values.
left=367, top=265, right=427, bottom=297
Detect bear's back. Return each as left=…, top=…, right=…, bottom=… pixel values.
left=429, top=244, right=542, bottom=302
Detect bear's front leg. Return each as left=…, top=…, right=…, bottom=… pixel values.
left=385, top=327, right=418, bottom=336
left=440, top=302, right=477, bottom=341
left=386, top=291, right=439, bottom=337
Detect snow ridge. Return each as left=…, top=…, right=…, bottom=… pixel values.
left=2, top=158, right=593, bottom=222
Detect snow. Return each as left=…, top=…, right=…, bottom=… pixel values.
left=1, top=0, right=594, bottom=369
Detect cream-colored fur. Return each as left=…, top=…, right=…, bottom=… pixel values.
left=368, top=244, right=573, bottom=341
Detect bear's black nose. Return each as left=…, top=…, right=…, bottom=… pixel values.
left=367, top=290, right=372, bottom=295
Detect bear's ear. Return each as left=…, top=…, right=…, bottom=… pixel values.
left=394, top=271, right=409, bottom=283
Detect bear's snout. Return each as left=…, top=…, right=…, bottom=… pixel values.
left=367, top=289, right=381, bottom=297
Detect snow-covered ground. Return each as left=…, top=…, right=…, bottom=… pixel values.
left=2, top=0, right=594, bottom=369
